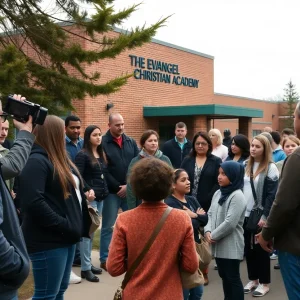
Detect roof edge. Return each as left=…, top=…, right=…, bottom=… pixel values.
left=0, top=20, right=214, bottom=60
left=214, top=92, right=279, bottom=104
left=113, top=27, right=214, bottom=60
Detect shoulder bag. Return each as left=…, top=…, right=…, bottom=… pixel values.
left=180, top=230, right=208, bottom=289
left=246, top=167, right=263, bottom=233
left=114, top=207, right=173, bottom=300
left=87, top=200, right=101, bottom=237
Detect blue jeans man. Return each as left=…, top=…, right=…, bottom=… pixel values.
left=278, top=251, right=300, bottom=300
left=100, top=194, right=128, bottom=265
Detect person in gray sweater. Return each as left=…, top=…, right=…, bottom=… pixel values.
left=205, top=161, right=246, bottom=300
left=0, top=94, right=35, bottom=300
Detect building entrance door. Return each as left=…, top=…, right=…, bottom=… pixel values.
left=159, top=123, right=174, bottom=147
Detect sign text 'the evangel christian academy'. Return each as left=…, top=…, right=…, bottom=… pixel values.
left=129, top=55, right=199, bottom=88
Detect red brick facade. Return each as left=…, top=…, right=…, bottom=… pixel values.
left=19, top=26, right=293, bottom=144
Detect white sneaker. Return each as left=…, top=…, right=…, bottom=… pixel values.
left=270, top=253, right=278, bottom=260
left=70, top=270, right=81, bottom=284
left=244, top=281, right=258, bottom=294
left=252, top=284, right=270, bottom=297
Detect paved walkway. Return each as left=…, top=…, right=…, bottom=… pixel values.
left=65, top=251, right=287, bottom=300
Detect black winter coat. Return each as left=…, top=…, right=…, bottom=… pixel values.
left=181, top=154, right=222, bottom=212
left=19, top=145, right=91, bottom=254
left=162, top=138, right=192, bottom=169
left=75, top=150, right=109, bottom=201
left=102, top=131, right=139, bottom=193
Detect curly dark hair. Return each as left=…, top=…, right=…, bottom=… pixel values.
left=130, top=157, right=173, bottom=202
left=190, top=131, right=212, bottom=157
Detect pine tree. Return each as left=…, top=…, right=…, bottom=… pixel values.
left=0, top=0, right=168, bottom=114
left=283, top=80, right=299, bottom=128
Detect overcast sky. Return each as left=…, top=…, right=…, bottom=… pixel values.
left=48, top=0, right=300, bottom=100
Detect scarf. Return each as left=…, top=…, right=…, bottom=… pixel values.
left=219, top=161, right=245, bottom=206
left=139, top=148, right=163, bottom=159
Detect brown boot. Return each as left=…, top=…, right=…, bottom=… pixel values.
left=100, top=261, right=107, bottom=272
left=204, top=274, right=209, bottom=286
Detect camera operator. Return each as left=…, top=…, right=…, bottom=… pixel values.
left=0, top=94, right=35, bottom=300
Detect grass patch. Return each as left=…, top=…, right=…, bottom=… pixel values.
left=92, top=229, right=100, bottom=250
left=19, top=267, right=34, bottom=300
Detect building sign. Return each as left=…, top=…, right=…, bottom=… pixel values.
left=129, top=55, right=199, bottom=88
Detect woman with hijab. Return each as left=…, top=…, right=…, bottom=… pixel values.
left=204, top=161, right=247, bottom=300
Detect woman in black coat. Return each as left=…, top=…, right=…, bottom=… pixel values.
left=181, top=131, right=222, bottom=213
left=75, top=125, right=109, bottom=282
left=180, top=131, right=221, bottom=286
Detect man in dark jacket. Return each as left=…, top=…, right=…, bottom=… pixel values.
left=222, top=129, right=232, bottom=148
left=0, top=95, right=35, bottom=300
left=100, top=113, right=139, bottom=270
left=162, top=122, right=192, bottom=168
left=256, top=103, right=300, bottom=300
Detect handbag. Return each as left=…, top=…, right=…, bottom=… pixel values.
left=180, top=231, right=210, bottom=289
left=87, top=201, right=101, bottom=236
left=196, top=233, right=212, bottom=271
left=113, top=207, right=173, bottom=300
left=246, top=167, right=263, bottom=233
left=180, top=253, right=204, bottom=289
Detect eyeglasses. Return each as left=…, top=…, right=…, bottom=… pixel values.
left=0, top=113, right=8, bottom=123
left=195, top=142, right=208, bottom=146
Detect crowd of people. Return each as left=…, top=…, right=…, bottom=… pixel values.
left=0, top=94, right=300, bottom=300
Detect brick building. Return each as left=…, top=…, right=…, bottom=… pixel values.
left=23, top=25, right=287, bottom=145
left=70, top=27, right=292, bottom=145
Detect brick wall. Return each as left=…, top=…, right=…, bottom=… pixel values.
left=13, top=25, right=288, bottom=142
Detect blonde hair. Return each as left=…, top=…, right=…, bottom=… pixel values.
left=33, top=115, right=79, bottom=199
left=282, top=135, right=300, bottom=149
left=208, top=128, right=223, bottom=146
left=245, top=135, right=273, bottom=178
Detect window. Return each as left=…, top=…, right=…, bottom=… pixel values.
left=252, top=130, right=262, bottom=137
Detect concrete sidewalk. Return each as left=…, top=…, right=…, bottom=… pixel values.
left=65, top=251, right=287, bottom=300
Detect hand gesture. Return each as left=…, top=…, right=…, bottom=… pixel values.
left=85, top=189, right=96, bottom=202
left=183, top=206, right=197, bottom=218
left=255, top=232, right=273, bottom=253
left=196, top=208, right=206, bottom=215
left=117, top=185, right=127, bottom=198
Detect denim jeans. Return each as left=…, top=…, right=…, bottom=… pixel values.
left=29, top=245, right=75, bottom=300
left=215, top=258, right=244, bottom=300
left=81, top=200, right=103, bottom=271
left=278, top=251, right=300, bottom=300
left=100, top=193, right=128, bottom=262
left=11, top=296, right=18, bottom=300
left=183, top=285, right=203, bottom=300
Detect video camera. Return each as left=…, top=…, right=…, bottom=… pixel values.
left=3, top=95, right=48, bottom=125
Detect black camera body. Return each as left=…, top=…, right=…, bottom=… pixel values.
left=4, top=95, right=48, bottom=125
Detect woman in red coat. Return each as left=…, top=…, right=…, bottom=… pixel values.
left=107, top=158, right=198, bottom=300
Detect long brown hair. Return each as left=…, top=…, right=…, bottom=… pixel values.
left=33, top=115, right=78, bottom=199
left=245, top=134, right=272, bottom=178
